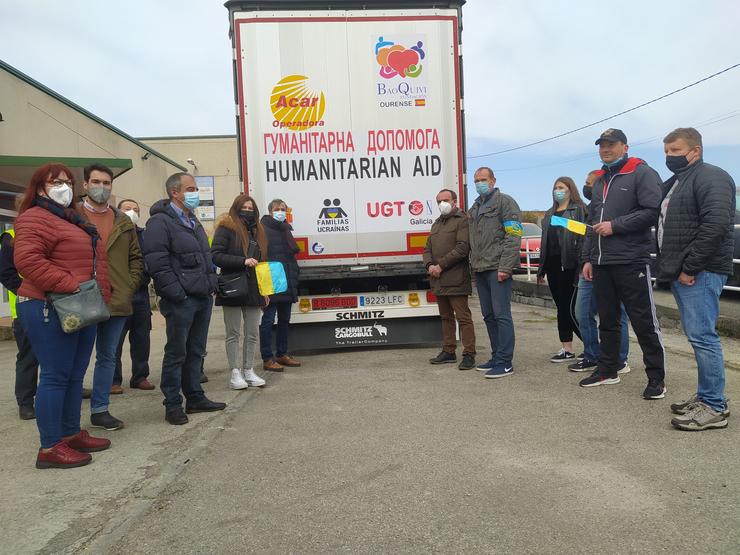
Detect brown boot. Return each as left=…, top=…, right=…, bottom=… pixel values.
left=110, top=384, right=124, bottom=395
left=132, top=378, right=156, bottom=390
left=276, top=355, right=301, bottom=367
left=263, top=359, right=284, bottom=372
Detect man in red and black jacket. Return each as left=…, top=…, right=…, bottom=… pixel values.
left=580, top=128, right=666, bottom=399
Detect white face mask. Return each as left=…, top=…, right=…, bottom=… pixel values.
left=438, top=201, right=453, bottom=215
left=273, top=210, right=287, bottom=222
left=48, top=184, right=73, bottom=207
left=124, top=209, right=139, bottom=225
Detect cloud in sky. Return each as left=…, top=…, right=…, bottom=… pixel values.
left=2, top=0, right=739, bottom=209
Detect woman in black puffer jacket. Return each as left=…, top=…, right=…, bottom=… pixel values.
left=211, top=194, right=269, bottom=389
left=259, top=198, right=301, bottom=371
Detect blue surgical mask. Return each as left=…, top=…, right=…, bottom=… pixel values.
left=475, top=182, right=490, bottom=196
left=273, top=210, right=287, bottom=222
left=183, top=191, right=200, bottom=210
left=602, top=155, right=625, bottom=168
left=553, top=190, right=567, bottom=203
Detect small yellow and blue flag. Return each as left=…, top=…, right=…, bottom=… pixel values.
left=255, top=261, right=288, bottom=296
left=550, top=215, right=587, bottom=235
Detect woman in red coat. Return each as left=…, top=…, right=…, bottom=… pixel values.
left=14, top=163, right=112, bottom=469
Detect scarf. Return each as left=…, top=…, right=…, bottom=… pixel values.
left=34, top=195, right=100, bottom=247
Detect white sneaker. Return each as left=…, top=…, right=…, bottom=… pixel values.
left=243, top=368, right=266, bottom=387
left=617, top=362, right=631, bottom=375
left=229, top=368, right=249, bottom=390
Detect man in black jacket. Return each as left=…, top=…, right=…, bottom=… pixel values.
left=113, top=198, right=155, bottom=392
left=143, top=173, right=225, bottom=425
left=0, top=228, right=39, bottom=420
left=657, top=127, right=736, bottom=431
left=580, top=129, right=666, bottom=399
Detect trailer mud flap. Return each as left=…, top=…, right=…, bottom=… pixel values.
left=269, top=316, right=442, bottom=351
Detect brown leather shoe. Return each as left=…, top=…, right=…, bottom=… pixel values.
left=63, top=430, right=111, bottom=453
left=275, top=355, right=301, bottom=367
left=110, top=384, right=124, bottom=395
left=263, top=359, right=284, bottom=372
left=133, top=378, right=156, bottom=390
left=36, top=442, right=92, bottom=469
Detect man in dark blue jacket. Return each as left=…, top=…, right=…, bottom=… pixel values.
left=657, top=127, right=736, bottom=431
left=143, top=173, right=225, bottom=425
left=580, top=129, right=666, bottom=399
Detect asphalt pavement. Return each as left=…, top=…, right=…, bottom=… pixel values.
left=1, top=299, right=739, bottom=554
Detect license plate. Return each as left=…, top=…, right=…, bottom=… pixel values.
left=311, top=296, right=358, bottom=310
left=359, top=294, right=405, bottom=306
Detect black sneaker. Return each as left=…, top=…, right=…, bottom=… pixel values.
left=82, top=388, right=92, bottom=399
left=429, top=351, right=457, bottom=364
left=579, top=371, right=620, bottom=387
left=575, top=352, right=585, bottom=361
left=90, top=411, right=124, bottom=430
left=199, top=372, right=209, bottom=383
left=568, top=359, right=598, bottom=372
left=185, top=398, right=227, bottom=414
left=458, top=354, right=475, bottom=370
left=643, top=379, right=666, bottom=400
left=550, top=349, right=575, bottom=363
left=165, top=407, right=189, bottom=425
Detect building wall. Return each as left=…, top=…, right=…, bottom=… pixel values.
left=0, top=69, right=185, bottom=218
left=138, top=136, right=242, bottom=233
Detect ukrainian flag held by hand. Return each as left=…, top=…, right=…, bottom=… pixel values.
left=550, top=215, right=587, bottom=236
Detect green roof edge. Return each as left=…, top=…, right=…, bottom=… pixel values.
left=0, top=155, right=132, bottom=169
left=0, top=58, right=188, bottom=172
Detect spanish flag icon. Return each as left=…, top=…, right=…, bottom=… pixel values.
left=414, top=99, right=426, bottom=107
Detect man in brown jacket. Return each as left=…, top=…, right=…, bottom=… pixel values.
left=423, top=188, right=476, bottom=370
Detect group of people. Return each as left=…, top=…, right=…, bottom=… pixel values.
left=2, top=125, right=735, bottom=469
left=424, top=127, right=735, bottom=433
left=1, top=166, right=301, bottom=469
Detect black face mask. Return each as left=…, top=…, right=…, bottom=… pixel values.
left=665, top=155, right=690, bottom=173
left=239, top=210, right=256, bottom=227
left=582, top=184, right=592, bottom=201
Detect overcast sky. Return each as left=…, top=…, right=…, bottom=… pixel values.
left=2, top=0, right=739, bottom=209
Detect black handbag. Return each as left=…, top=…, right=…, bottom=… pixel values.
left=47, top=236, right=111, bottom=333
left=217, top=270, right=250, bottom=299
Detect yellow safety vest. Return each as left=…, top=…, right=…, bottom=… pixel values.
left=2, top=228, right=17, bottom=319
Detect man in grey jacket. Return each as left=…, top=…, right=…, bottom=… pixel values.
left=657, top=127, right=736, bottom=431
left=468, top=167, right=522, bottom=379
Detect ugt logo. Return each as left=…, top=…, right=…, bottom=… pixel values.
left=375, top=37, right=425, bottom=79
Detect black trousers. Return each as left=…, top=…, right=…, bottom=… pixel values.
left=593, top=263, right=665, bottom=380
left=545, top=261, right=581, bottom=343
left=13, top=318, right=39, bottom=407
left=113, top=297, right=152, bottom=387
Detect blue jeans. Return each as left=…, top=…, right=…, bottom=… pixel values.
left=575, top=277, right=629, bottom=363
left=91, top=316, right=127, bottom=414
left=475, top=271, right=514, bottom=365
left=17, top=300, right=97, bottom=448
left=671, top=271, right=728, bottom=413
left=260, top=301, right=293, bottom=360
left=159, top=296, right=212, bottom=409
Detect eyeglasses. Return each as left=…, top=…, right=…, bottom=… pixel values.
left=48, top=180, right=73, bottom=187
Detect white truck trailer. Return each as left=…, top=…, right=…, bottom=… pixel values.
left=225, top=0, right=467, bottom=349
